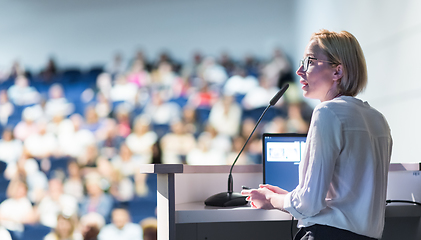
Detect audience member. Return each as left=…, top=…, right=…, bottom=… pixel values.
left=151, top=61, right=179, bottom=95
left=200, top=57, right=228, bottom=89
left=63, top=160, right=84, bottom=202
left=111, top=143, right=144, bottom=177
left=44, top=214, right=82, bottom=240
left=181, top=105, right=201, bottom=136
left=286, top=102, right=310, bottom=133
left=203, top=124, right=232, bottom=157
left=188, top=81, right=218, bottom=109
left=95, top=92, right=112, bottom=119
left=239, top=118, right=263, bottom=164
left=186, top=132, right=225, bottom=165
left=261, top=48, right=292, bottom=89
left=82, top=105, right=103, bottom=136
left=0, top=127, right=23, bottom=165
left=47, top=111, right=68, bottom=137
left=13, top=106, right=42, bottom=141
left=7, top=75, right=41, bottom=106
left=0, top=89, right=14, bottom=126
left=78, top=144, right=99, bottom=170
left=140, top=217, right=157, bottom=240
left=105, top=53, right=128, bottom=80
left=127, top=59, right=151, bottom=88
left=39, top=57, right=59, bottom=83
left=226, top=135, right=252, bottom=165
left=44, top=83, right=74, bottom=119
left=108, top=171, right=136, bottom=202
left=160, top=121, right=196, bottom=164
left=24, top=119, right=58, bottom=159
left=109, top=74, right=138, bottom=106
left=218, top=52, right=236, bottom=77
left=79, top=173, right=114, bottom=221
left=96, top=73, right=113, bottom=100
left=97, top=118, right=125, bottom=159
left=152, top=51, right=179, bottom=73
left=0, top=226, right=12, bottom=240
left=129, top=50, right=152, bottom=72
left=243, top=54, right=260, bottom=78
left=79, top=212, right=105, bottom=240
left=107, top=144, right=147, bottom=199
left=263, top=116, right=289, bottom=134
left=125, top=116, right=157, bottom=163
left=4, top=60, right=26, bottom=80
left=95, top=156, right=134, bottom=202
left=181, top=51, right=203, bottom=81
left=98, top=208, right=143, bottom=240
left=0, top=179, right=36, bottom=234
left=223, top=67, right=259, bottom=96
left=113, top=103, right=133, bottom=138
left=23, top=156, right=50, bottom=203
left=5, top=153, right=49, bottom=203
left=142, top=90, right=181, bottom=126
left=57, top=114, right=96, bottom=158
left=208, top=94, right=242, bottom=137
left=241, top=75, right=280, bottom=110
left=37, top=178, right=79, bottom=228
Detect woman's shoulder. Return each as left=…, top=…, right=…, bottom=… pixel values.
left=315, top=96, right=359, bottom=111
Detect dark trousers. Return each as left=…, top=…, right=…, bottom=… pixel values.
left=294, top=224, right=378, bottom=240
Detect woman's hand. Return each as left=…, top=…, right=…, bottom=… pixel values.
left=259, top=184, right=289, bottom=195
left=241, top=184, right=289, bottom=210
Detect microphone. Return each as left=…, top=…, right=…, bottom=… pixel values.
left=204, top=83, right=289, bottom=207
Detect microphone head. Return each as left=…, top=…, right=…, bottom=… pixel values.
left=270, top=83, right=289, bottom=106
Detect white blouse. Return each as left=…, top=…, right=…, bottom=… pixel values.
left=284, top=96, right=393, bottom=239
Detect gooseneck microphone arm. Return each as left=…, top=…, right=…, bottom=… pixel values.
left=204, top=84, right=289, bottom=207
left=227, top=83, right=289, bottom=193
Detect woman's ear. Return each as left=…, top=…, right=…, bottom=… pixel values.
left=333, top=64, right=343, bottom=81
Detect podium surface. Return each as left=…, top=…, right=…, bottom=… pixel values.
left=140, top=164, right=421, bottom=240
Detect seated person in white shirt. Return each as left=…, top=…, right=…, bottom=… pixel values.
left=0, top=179, right=36, bottom=233
left=98, top=208, right=143, bottom=240
left=37, top=178, right=78, bottom=228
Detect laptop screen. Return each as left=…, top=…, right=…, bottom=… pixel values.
left=262, top=133, right=307, bottom=192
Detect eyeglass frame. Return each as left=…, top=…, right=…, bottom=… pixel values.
left=299, top=56, right=338, bottom=72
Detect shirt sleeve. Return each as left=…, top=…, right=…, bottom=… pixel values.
left=284, top=105, right=343, bottom=219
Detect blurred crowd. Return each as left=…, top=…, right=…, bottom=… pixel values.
left=0, top=49, right=312, bottom=240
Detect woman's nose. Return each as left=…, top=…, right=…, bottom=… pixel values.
left=296, top=64, right=305, bottom=76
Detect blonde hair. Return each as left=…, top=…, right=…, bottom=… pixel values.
left=311, top=30, right=367, bottom=96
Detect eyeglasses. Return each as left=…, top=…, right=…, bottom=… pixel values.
left=299, top=56, right=336, bottom=72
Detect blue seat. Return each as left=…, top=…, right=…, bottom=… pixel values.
left=124, top=174, right=158, bottom=223
left=128, top=197, right=157, bottom=224
left=152, top=124, right=170, bottom=139
left=0, top=78, right=15, bottom=91
left=61, top=68, right=82, bottom=83
left=0, top=173, right=10, bottom=203
left=21, top=224, right=51, bottom=240
left=196, top=107, right=211, bottom=123
left=84, top=66, right=104, bottom=86
left=242, top=107, right=284, bottom=122
left=234, top=94, right=246, bottom=104
left=48, top=157, right=70, bottom=178
left=169, top=97, right=188, bottom=108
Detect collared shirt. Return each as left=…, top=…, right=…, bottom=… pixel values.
left=284, top=96, right=393, bottom=239
left=98, top=222, right=143, bottom=240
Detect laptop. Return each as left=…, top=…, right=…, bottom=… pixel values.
left=262, top=133, right=307, bottom=192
